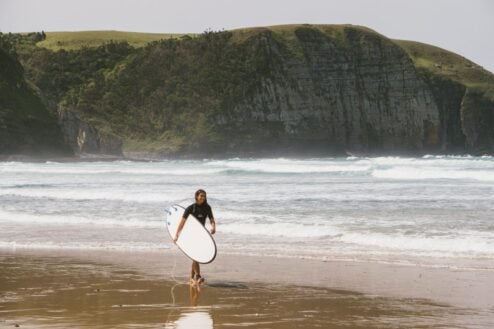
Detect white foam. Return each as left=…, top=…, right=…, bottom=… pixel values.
left=220, top=221, right=494, bottom=257
left=0, top=188, right=174, bottom=203
left=205, top=158, right=371, bottom=174
left=3, top=156, right=494, bottom=180
left=372, top=155, right=494, bottom=166
left=338, top=231, right=494, bottom=256
left=0, top=163, right=225, bottom=176
left=0, top=241, right=167, bottom=252
left=0, top=209, right=162, bottom=228
left=372, top=166, right=494, bottom=181
left=219, top=221, right=342, bottom=238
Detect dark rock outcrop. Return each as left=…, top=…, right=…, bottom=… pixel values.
left=0, top=46, right=70, bottom=156
left=460, top=89, right=494, bottom=154
left=418, top=71, right=466, bottom=153
left=397, top=39, right=494, bottom=155
left=57, top=108, right=122, bottom=155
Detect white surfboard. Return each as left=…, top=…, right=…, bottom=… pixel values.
left=165, top=204, right=217, bottom=264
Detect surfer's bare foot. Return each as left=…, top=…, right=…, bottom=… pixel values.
left=196, top=274, right=205, bottom=284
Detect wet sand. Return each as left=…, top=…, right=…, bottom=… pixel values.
left=1, top=250, right=493, bottom=328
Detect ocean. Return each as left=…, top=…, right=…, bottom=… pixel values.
left=1, top=156, right=493, bottom=270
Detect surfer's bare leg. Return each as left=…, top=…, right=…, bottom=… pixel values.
left=191, top=261, right=204, bottom=284
left=191, top=261, right=200, bottom=277
left=189, top=263, right=197, bottom=285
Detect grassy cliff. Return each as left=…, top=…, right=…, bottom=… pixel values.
left=394, top=40, right=494, bottom=99
left=2, top=26, right=493, bottom=157
left=394, top=40, right=494, bottom=153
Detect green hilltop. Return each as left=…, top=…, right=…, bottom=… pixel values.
left=395, top=39, right=494, bottom=100
left=36, top=30, right=194, bottom=51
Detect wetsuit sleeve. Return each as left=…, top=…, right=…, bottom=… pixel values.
left=208, top=205, right=214, bottom=220
left=182, top=205, right=192, bottom=219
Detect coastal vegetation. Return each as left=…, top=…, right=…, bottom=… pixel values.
left=1, top=25, right=493, bottom=157
left=0, top=35, right=68, bottom=156
left=395, top=40, right=494, bottom=100
left=36, top=31, right=192, bottom=51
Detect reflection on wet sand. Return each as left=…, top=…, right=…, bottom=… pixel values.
left=170, top=311, right=213, bottom=329
left=0, top=253, right=491, bottom=328
left=165, top=283, right=213, bottom=329
left=189, top=284, right=201, bottom=306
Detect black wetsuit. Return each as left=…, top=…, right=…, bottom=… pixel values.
left=183, top=203, right=214, bottom=226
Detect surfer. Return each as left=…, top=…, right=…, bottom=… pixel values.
left=174, top=189, right=216, bottom=285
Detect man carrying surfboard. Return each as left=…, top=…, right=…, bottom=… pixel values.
left=174, top=189, right=216, bottom=285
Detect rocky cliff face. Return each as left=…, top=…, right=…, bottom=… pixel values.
left=219, top=27, right=441, bottom=155
left=4, top=26, right=494, bottom=157
left=417, top=71, right=466, bottom=153
left=460, top=90, right=494, bottom=153
left=57, top=108, right=122, bottom=155
left=396, top=39, right=494, bottom=155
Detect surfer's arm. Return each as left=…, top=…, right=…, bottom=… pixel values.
left=210, top=218, right=216, bottom=234
left=174, top=217, right=187, bottom=242
left=208, top=206, right=216, bottom=234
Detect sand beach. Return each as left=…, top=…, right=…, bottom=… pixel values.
left=1, top=248, right=493, bottom=328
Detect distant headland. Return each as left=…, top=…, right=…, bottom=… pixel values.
left=1, top=25, right=493, bottom=159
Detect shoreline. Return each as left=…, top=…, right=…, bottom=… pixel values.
left=1, top=149, right=487, bottom=163
left=3, top=247, right=493, bottom=311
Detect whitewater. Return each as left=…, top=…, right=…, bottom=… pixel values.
left=1, top=156, right=493, bottom=269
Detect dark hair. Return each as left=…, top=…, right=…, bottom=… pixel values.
left=195, top=189, right=207, bottom=203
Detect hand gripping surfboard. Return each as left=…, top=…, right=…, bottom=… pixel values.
left=165, top=204, right=217, bottom=264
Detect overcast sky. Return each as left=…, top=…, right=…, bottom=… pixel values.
left=1, top=0, right=493, bottom=72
